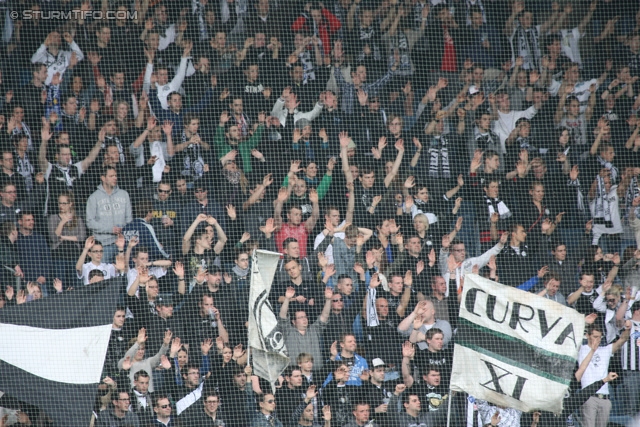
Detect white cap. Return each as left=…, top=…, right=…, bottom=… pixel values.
left=372, top=358, right=386, bottom=368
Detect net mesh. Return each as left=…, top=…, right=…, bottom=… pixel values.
left=0, top=0, right=639, bottom=425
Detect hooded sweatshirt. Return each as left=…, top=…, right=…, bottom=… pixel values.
left=86, top=184, right=132, bottom=246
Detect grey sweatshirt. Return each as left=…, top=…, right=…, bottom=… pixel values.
left=86, top=184, right=132, bottom=246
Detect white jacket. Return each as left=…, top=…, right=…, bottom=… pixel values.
left=144, top=57, right=189, bottom=109
left=270, top=97, right=323, bottom=127
left=439, top=243, right=504, bottom=297
left=31, top=42, right=84, bottom=85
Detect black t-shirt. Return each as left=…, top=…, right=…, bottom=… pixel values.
left=573, top=290, right=598, bottom=315
left=271, top=279, right=322, bottom=320
left=415, top=348, right=453, bottom=389
left=376, top=289, right=418, bottom=318
left=354, top=181, right=386, bottom=228
left=185, top=249, right=219, bottom=278
left=411, top=383, right=449, bottom=413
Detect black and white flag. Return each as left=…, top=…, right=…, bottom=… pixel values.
left=0, top=279, right=122, bottom=426
left=248, top=250, right=289, bottom=389
left=450, top=274, right=585, bottom=414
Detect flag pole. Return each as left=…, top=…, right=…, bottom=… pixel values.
left=446, top=388, right=453, bottom=427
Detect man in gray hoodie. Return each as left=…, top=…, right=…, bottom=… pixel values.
left=86, top=165, right=132, bottom=263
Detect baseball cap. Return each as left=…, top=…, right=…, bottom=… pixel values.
left=372, top=358, right=386, bottom=368
left=469, top=85, right=480, bottom=96
left=155, top=295, right=174, bottom=307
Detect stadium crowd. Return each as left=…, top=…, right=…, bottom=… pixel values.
left=0, top=0, right=640, bottom=425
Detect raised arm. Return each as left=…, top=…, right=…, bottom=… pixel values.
left=504, top=1, right=524, bottom=36
left=584, top=85, right=597, bottom=123
left=339, top=132, right=354, bottom=183
left=304, top=189, right=320, bottom=232
left=133, top=116, right=156, bottom=149
left=612, top=323, right=631, bottom=353
left=318, top=287, right=333, bottom=323
left=397, top=270, right=413, bottom=317
left=384, top=140, right=405, bottom=187
left=182, top=213, right=208, bottom=255
left=279, top=287, right=295, bottom=319
left=76, top=236, right=95, bottom=275
left=578, top=1, right=597, bottom=34
left=273, top=187, right=289, bottom=230
left=575, top=344, right=597, bottom=381
left=567, top=284, right=585, bottom=306
left=210, top=217, right=227, bottom=254
left=80, top=127, right=107, bottom=171
left=345, top=182, right=355, bottom=225
left=38, top=119, right=52, bottom=173
left=401, top=341, right=416, bottom=387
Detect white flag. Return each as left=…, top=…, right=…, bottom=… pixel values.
left=450, top=274, right=585, bottom=415
left=248, top=250, right=289, bottom=387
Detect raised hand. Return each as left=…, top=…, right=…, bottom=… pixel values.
left=404, top=176, right=415, bottom=189
left=170, top=337, right=182, bottom=356
left=53, top=278, right=63, bottom=293
left=339, top=131, right=351, bottom=149
left=369, top=272, right=380, bottom=289
left=173, top=261, right=184, bottom=278
left=402, top=340, right=415, bottom=359
left=137, top=327, right=147, bottom=344
left=163, top=329, right=173, bottom=346
left=322, top=405, right=332, bottom=421
left=306, top=384, right=318, bottom=400
left=285, top=287, right=296, bottom=300
left=226, top=204, right=237, bottom=220
left=201, top=338, right=214, bottom=356
left=160, top=355, right=172, bottom=369
left=122, top=356, right=133, bottom=370
left=442, top=234, right=451, bottom=249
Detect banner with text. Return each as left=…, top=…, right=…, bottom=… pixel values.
left=450, top=274, right=585, bottom=414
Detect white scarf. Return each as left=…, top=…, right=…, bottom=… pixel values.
left=150, top=141, right=166, bottom=183
left=568, top=178, right=585, bottom=212
left=366, top=288, right=379, bottom=327
left=428, top=135, right=450, bottom=179
left=484, top=195, right=511, bottom=221
left=593, top=175, right=613, bottom=227
left=626, top=176, right=640, bottom=220
left=597, top=155, right=618, bottom=183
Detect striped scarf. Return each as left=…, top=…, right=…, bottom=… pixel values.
left=626, top=176, right=640, bottom=220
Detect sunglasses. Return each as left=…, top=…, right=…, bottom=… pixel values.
left=606, top=299, right=617, bottom=303
left=265, top=400, right=275, bottom=404
left=158, top=189, right=171, bottom=194
left=158, top=404, right=171, bottom=409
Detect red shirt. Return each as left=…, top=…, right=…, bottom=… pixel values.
left=441, top=25, right=457, bottom=72
left=275, top=223, right=309, bottom=257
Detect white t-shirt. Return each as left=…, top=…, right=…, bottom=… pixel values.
left=492, top=106, right=537, bottom=152
left=578, top=343, right=612, bottom=394
left=78, top=262, right=117, bottom=285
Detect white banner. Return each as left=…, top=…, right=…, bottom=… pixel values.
left=450, top=274, right=585, bottom=414
left=248, top=250, right=289, bottom=386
